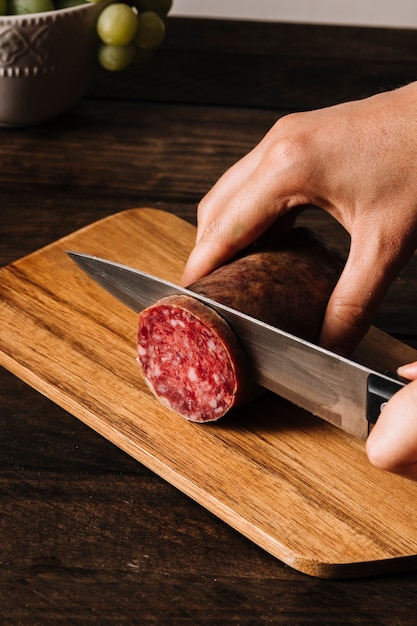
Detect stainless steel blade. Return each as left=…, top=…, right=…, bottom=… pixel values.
left=68, top=251, right=403, bottom=440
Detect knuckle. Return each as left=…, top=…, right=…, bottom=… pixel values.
left=263, top=114, right=312, bottom=176
left=337, top=301, right=373, bottom=327
left=195, top=210, right=231, bottom=251
left=196, top=196, right=210, bottom=223
left=330, top=299, right=373, bottom=342
left=264, top=134, right=305, bottom=171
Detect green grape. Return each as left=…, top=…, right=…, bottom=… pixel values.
left=98, top=41, right=136, bottom=71
left=0, top=0, right=6, bottom=13
left=133, top=0, right=172, bottom=17
left=8, top=0, right=54, bottom=13
left=135, top=10, right=165, bottom=49
left=97, top=4, right=138, bottom=47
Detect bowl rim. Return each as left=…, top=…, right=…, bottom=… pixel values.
left=0, top=1, right=103, bottom=23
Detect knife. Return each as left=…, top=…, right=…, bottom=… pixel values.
left=67, top=251, right=407, bottom=441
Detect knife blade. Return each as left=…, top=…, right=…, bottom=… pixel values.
left=68, top=251, right=407, bottom=440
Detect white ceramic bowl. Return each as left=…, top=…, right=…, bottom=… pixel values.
left=0, top=2, right=108, bottom=126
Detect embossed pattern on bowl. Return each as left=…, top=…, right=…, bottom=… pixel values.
left=0, top=2, right=107, bottom=126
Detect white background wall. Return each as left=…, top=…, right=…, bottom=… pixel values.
left=171, top=0, right=417, bottom=28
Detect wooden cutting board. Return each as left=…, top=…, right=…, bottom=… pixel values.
left=2, top=207, right=417, bottom=579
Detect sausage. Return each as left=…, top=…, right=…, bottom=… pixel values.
left=137, top=227, right=344, bottom=422
left=137, top=295, right=253, bottom=422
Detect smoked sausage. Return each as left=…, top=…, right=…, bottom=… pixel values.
left=137, top=228, right=344, bottom=422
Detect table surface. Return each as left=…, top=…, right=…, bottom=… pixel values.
left=2, top=15, right=417, bottom=624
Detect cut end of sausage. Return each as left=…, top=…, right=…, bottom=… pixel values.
left=137, top=295, right=253, bottom=422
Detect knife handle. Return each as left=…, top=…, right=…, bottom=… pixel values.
left=366, top=372, right=408, bottom=425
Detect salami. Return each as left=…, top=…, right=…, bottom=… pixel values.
left=137, top=227, right=344, bottom=422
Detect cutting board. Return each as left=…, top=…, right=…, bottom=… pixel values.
left=2, top=207, right=417, bottom=579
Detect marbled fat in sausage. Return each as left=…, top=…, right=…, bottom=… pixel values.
left=137, top=295, right=253, bottom=422
left=137, top=228, right=344, bottom=422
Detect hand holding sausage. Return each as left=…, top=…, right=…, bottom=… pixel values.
left=182, top=82, right=417, bottom=356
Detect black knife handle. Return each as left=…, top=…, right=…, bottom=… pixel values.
left=366, top=372, right=408, bottom=425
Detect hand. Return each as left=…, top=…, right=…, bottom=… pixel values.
left=367, top=362, right=417, bottom=481
left=182, top=83, right=417, bottom=355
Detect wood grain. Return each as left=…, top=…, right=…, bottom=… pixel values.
left=2, top=207, right=417, bottom=578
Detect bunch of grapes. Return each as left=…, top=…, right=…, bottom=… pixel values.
left=97, top=0, right=172, bottom=71
left=1, top=0, right=172, bottom=72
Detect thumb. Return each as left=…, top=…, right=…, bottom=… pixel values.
left=397, top=361, right=417, bottom=380
left=319, top=233, right=395, bottom=355
left=366, top=379, right=417, bottom=480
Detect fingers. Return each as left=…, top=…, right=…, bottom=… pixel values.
left=194, top=148, right=265, bottom=244
left=397, top=361, right=417, bottom=380
left=182, top=160, right=273, bottom=287
left=319, top=226, right=404, bottom=355
left=193, top=116, right=294, bottom=245
left=366, top=379, right=417, bottom=481
left=181, top=191, right=278, bottom=286
left=181, top=114, right=314, bottom=287
left=319, top=260, right=381, bottom=355
left=182, top=172, right=309, bottom=288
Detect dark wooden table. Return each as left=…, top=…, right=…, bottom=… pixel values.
left=2, top=16, right=417, bottom=624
